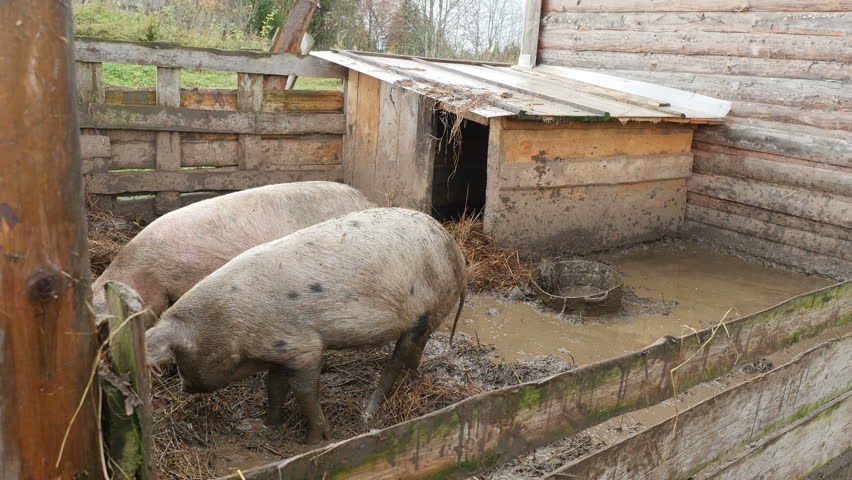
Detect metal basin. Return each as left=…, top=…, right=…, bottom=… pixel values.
left=532, top=260, right=623, bottom=317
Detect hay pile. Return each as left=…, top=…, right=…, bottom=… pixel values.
left=150, top=333, right=574, bottom=479
left=445, top=211, right=532, bottom=293
left=86, top=199, right=143, bottom=276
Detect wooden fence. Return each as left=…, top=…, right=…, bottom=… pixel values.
left=76, top=37, right=347, bottom=222
left=535, top=0, right=852, bottom=280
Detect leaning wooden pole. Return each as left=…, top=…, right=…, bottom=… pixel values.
left=266, top=0, right=317, bottom=90
left=0, top=1, right=100, bottom=478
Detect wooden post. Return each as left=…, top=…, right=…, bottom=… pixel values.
left=155, top=67, right=182, bottom=215
left=102, top=282, right=154, bottom=479
left=0, top=0, right=100, bottom=478
left=237, top=72, right=264, bottom=170
left=519, top=0, right=542, bottom=68
left=265, top=0, right=317, bottom=90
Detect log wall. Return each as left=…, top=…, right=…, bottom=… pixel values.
left=76, top=37, right=347, bottom=222
left=537, top=1, right=852, bottom=279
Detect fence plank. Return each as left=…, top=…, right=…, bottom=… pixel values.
left=547, top=336, right=852, bottom=480
left=226, top=282, right=852, bottom=480
left=155, top=67, right=182, bottom=214
left=87, top=168, right=342, bottom=194
left=74, top=36, right=345, bottom=78
left=542, top=0, right=852, bottom=13
left=237, top=73, right=264, bottom=170
left=76, top=61, right=105, bottom=104
left=103, top=87, right=344, bottom=113
left=103, top=282, right=154, bottom=479
left=79, top=104, right=345, bottom=135
left=541, top=11, right=852, bottom=36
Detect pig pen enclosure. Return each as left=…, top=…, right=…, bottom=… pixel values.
left=69, top=1, right=851, bottom=479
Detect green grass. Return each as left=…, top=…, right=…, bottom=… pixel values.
left=76, top=1, right=342, bottom=91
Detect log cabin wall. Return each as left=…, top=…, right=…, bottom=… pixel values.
left=76, top=37, right=347, bottom=222
left=536, top=0, right=852, bottom=279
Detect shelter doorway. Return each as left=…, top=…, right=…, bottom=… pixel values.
left=431, top=112, right=489, bottom=221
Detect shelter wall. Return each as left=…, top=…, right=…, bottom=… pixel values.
left=536, top=0, right=852, bottom=278
left=76, top=37, right=346, bottom=222
left=342, top=72, right=436, bottom=210
left=484, top=118, right=694, bottom=253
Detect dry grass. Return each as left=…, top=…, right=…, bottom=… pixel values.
left=445, top=210, right=532, bottom=294
left=87, top=197, right=143, bottom=277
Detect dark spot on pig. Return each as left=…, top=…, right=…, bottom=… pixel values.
left=231, top=285, right=239, bottom=293
left=309, top=283, right=324, bottom=293
left=272, top=340, right=287, bottom=351
left=287, top=291, right=300, bottom=300
left=349, top=220, right=361, bottom=228
left=409, top=284, right=415, bottom=295
left=412, top=313, right=430, bottom=338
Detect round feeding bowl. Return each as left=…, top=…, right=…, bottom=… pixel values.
left=532, top=260, right=624, bottom=317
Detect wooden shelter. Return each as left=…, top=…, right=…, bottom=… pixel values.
left=314, top=50, right=730, bottom=254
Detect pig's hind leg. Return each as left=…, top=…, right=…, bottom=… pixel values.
left=263, top=366, right=290, bottom=427
left=363, top=316, right=431, bottom=426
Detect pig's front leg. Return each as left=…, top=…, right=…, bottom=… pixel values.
left=288, top=361, right=331, bottom=444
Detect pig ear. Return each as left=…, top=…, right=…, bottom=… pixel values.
left=145, top=322, right=176, bottom=366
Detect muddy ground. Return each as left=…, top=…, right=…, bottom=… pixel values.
left=150, top=332, right=575, bottom=478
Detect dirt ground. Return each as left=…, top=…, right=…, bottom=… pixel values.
left=149, top=332, right=575, bottom=478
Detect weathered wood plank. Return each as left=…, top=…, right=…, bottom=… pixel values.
left=683, top=221, right=852, bottom=280
left=501, top=123, right=694, bottom=163
left=500, top=152, right=693, bottom=188
left=79, top=104, right=345, bottom=135
left=490, top=179, right=687, bottom=254
left=74, top=36, right=345, bottom=78
left=537, top=50, right=850, bottom=82
left=698, top=394, right=852, bottom=479
left=547, top=336, right=852, bottom=480
left=103, top=282, right=154, bottom=480
left=182, top=136, right=239, bottom=167
left=155, top=67, right=182, bottom=214
left=103, top=87, right=344, bottom=112
left=342, top=71, right=360, bottom=185
left=80, top=134, right=111, bottom=159
left=237, top=73, right=263, bottom=170
left=539, top=29, right=852, bottom=62
left=259, top=135, right=342, bottom=167
left=519, top=0, right=543, bottom=67
left=586, top=69, right=852, bottom=110
left=349, top=74, right=381, bottom=204
left=227, top=282, right=852, bottom=480
left=374, top=81, right=402, bottom=206
left=541, top=11, right=852, bottom=36
left=267, top=0, right=317, bottom=90
left=687, top=193, right=852, bottom=242
left=93, top=195, right=157, bottom=223
left=688, top=204, right=852, bottom=261
left=76, top=61, right=105, bottom=104
left=688, top=174, right=851, bottom=229
left=0, top=3, right=100, bottom=476
left=87, top=168, right=342, bottom=194
left=730, top=102, right=852, bottom=131
left=694, top=122, right=852, bottom=168
left=692, top=148, right=852, bottom=197
left=542, top=0, right=852, bottom=13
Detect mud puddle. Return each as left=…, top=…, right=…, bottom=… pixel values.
left=450, top=241, right=833, bottom=365
left=479, top=322, right=852, bottom=479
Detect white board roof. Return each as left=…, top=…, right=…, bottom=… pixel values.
left=312, top=50, right=731, bottom=123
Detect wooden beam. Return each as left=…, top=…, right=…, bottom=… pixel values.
left=542, top=0, right=852, bottom=13
left=539, top=30, right=852, bottom=63
left=0, top=1, right=100, bottom=478
left=155, top=67, right=182, bottom=214
left=547, top=335, right=852, bottom=479
left=537, top=50, right=851, bottom=83
left=102, top=87, right=344, bottom=113
left=74, top=36, right=345, bottom=78
left=688, top=173, right=851, bottom=229
left=79, top=104, right=345, bottom=135
left=86, top=168, right=343, bottom=194
left=226, top=282, right=852, bottom=480
left=76, top=61, right=105, bottom=104
left=267, top=0, right=318, bottom=90
left=540, top=11, right=852, bottom=37
left=683, top=221, right=852, bottom=281
left=519, top=0, right=543, bottom=68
